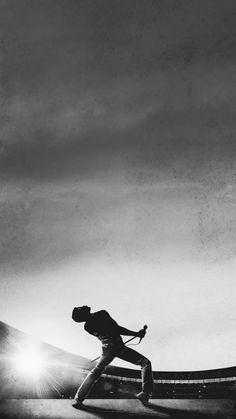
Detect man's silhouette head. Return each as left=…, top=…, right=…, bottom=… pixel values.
left=72, top=305, right=91, bottom=322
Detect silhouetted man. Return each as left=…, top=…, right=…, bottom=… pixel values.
left=72, top=305, right=153, bottom=408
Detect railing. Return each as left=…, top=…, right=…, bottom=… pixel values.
left=102, top=372, right=236, bottom=385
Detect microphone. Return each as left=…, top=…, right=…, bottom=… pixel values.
left=139, top=325, right=148, bottom=342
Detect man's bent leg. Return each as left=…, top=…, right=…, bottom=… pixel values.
left=74, top=348, right=114, bottom=403
left=117, top=347, right=154, bottom=397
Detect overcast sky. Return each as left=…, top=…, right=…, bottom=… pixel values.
left=0, top=0, right=236, bottom=371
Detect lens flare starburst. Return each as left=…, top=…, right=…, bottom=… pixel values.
left=8, top=339, right=66, bottom=397
left=13, top=346, right=46, bottom=379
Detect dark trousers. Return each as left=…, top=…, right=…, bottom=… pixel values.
left=74, top=343, right=154, bottom=400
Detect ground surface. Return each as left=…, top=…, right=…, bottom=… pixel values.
left=0, top=399, right=235, bottom=419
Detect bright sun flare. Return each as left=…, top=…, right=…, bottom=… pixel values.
left=13, top=347, right=46, bottom=379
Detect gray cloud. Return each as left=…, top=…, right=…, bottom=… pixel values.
left=1, top=0, right=236, bottom=179
left=1, top=176, right=236, bottom=274
left=1, top=0, right=236, bottom=271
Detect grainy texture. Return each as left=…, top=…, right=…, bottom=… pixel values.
left=0, top=0, right=235, bottom=376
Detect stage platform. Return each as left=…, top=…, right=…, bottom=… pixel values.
left=0, top=399, right=235, bottom=419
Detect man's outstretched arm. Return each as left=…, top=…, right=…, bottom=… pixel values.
left=106, top=312, right=146, bottom=338
left=118, top=326, right=146, bottom=338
